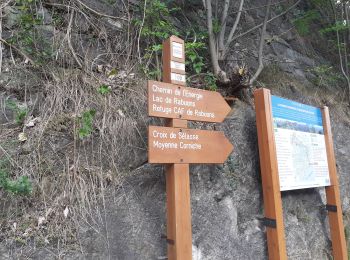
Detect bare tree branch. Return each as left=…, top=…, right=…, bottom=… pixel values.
left=218, top=0, right=230, bottom=54
left=229, top=0, right=290, bottom=15
left=137, top=0, right=147, bottom=64
left=0, top=0, right=11, bottom=72
left=204, top=0, right=301, bottom=87
left=344, top=2, right=350, bottom=77
left=74, top=0, right=128, bottom=21
left=231, top=0, right=301, bottom=43
left=0, top=8, right=2, bottom=73
left=65, top=9, right=83, bottom=68
left=346, top=3, right=350, bottom=44
left=329, top=0, right=350, bottom=101
left=223, top=0, right=245, bottom=58
left=249, top=0, right=272, bottom=86
left=0, top=38, right=34, bottom=64
left=0, top=0, right=12, bottom=10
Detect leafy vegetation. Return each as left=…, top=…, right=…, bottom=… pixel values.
left=290, top=0, right=350, bottom=99
left=98, top=85, right=111, bottom=95
left=0, top=0, right=350, bottom=256
left=134, top=0, right=214, bottom=85
left=78, top=109, right=96, bottom=139
left=292, top=10, right=320, bottom=36
left=320, top=21, right=350, bottom=35
left=185, top=42, right=206, bottom=74
left=0, top=161, right=32, bottom=195
left=8, top=0, right=53, bottom=64
left=309, top=65, right=344, bottom=88
left=133, top=0, right=177, bottom=79
left=204, top=72, right=217, bottom=91
left=6, top=100, right=28, bottom=125
left=136, top=0, right=178, bottom=41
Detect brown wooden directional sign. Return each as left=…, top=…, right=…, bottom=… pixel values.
left=148, top=35, right=234, bottom=260
left=148, top=126, right=233, bottom=164
left=148, top=80, right=231, bottom=123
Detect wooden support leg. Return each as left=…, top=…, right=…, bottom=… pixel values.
left=326, top=185, right=348, bottom=260
left=254, top=89, right=287, bottom=260
left=166, top=164, right=192, bottom=260
left=322, top=107, right=348, bottom=260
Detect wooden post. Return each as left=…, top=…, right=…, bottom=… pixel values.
left=165, top=146, right=192, bottom=260
left=163, top=36, right=192, bottom=260
left=162, top=36, right=186, bottom=86
left=254, top=88, right=287, bottom=260
left=322, top=107, right=348, bottom=260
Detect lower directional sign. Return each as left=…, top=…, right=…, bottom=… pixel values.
left=148, top=126, right=233, bottom=164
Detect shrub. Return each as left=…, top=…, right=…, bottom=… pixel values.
left=0, top=161, right=32, bottom=195
left=292, top=10, right=320, bottom=36
left=78, top=109, right=96, bottom=139
left=6, top=100, right=28, bottom=125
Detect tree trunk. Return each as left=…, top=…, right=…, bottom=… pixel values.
left=249, top=0, right=272, bottom=87
left=206, top=0, right=229, bottom=82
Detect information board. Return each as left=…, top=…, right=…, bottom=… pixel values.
left=271, top=96, right=330, bottom=191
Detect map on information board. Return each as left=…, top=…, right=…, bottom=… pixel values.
left=271, top=96, right=330, bottom=191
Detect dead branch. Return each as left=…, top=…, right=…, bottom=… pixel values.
left=137, top=0, right=148, bottom=64
left=0, top=0, right=12, bottom=71
left=43, top=2, right=100, bottom=31
left=73, top=0, right=128, bottom=21
left=0, top=9, right=2, bottom=73
left=230, top=0, right=290, bottom=15
left=0, top=0, right=13, bottom=10
left=231, top=0, right=302, bottom=43
left=330, top=0, right=350, bottom=101
left=343, top=2, right=350, bottom=77
left=66, top=9, right=83, bottom=68
left=0, top=37, right=34, bottom=64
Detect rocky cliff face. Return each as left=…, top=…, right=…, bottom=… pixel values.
left=0, top=0, right=349, bottom=259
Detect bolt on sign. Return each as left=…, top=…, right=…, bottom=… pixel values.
left=254, top=88, right=348, bottom=260
left=148, top=35, right=233, bottom=260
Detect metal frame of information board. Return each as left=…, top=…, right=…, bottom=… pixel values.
left=254, top=88, right=348, bottom=260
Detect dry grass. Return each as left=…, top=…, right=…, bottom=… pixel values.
left=0, top=0, right=153, bottom=257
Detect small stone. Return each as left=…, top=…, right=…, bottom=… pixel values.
left=18, top=132, right=28, bottom=142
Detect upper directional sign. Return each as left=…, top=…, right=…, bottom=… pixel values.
left=148, top=126, right=233, bottom=164
left=148, top=80, right=231, bottom=123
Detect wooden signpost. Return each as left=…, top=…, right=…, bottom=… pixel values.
left=162, top=36, right=186, bottom=86
left=148, top=35, right=233, bottom=260
left=148, top=80, right=231, bottom=122
left=149, top=126, right=233, bottom=164
left=254, top=88, right=348, bottom=260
